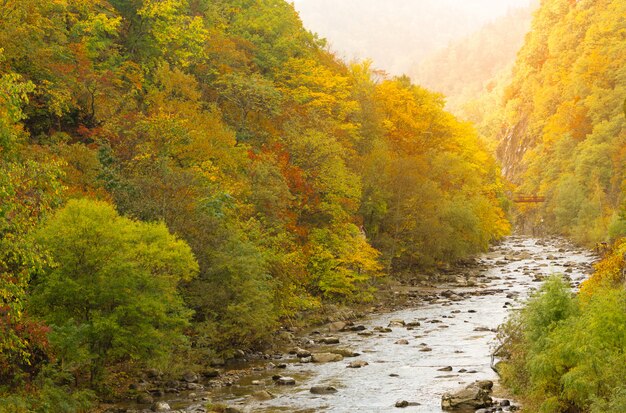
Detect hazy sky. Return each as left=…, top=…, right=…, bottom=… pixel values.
left=291, top=0, right=534, bottom=75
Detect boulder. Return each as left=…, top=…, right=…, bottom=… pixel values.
left=388, top=319, right=405, bottom=327
left=312, top=352, right=344, bottom=363
left=318, top=337, right=340, bottom=344
left=441, top=380, right=493, bottom=411
left=151, top=401, right=171, bottom=412
left=149, top=389, right=164, bottom=397
left=328, top=321, right=347, bottom=332
left=344, top=324, right=366, bottom=332
left=330, top=348, right=359, bottom=357
left=295, top=348, right=312, bottom=358
left=395, top=400, right=420, bottom=408
left=275, top=376, right=296, bottom=385
left=310, top=385, right=338, bottom=394
left=517, top=251, right=532, bottom=260
left=347, top=360, right=368, bottom=368
left=182, top=371, right=198, bottom=383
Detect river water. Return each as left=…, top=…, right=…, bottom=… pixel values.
left=119, top=236, right=596, bottom=413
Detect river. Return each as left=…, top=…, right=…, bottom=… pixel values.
left=116, top=236, right=596, bottom=413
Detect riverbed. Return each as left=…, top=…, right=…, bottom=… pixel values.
left=118, top=236, right=596, bottom=413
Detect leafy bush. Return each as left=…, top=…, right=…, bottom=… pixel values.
left=498, top=272, right=626, bottom=412
left=30, top=199, right=198, bottom=385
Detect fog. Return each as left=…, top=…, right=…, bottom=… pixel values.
left=291, top=0, right=534, bottom=75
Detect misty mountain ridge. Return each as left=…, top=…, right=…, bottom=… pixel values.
left=292, top=0, right=534, bottom=75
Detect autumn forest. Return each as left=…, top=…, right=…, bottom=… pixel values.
left=0, top=0, right=624, bottom=412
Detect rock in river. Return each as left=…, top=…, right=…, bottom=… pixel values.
left=331, top=348, right=359, bottom=357
left=151, top=401, right=171, bottom=412
left=388, top=319, right=405, bottom=327
left=395, top=400, right=420, bottom=408
left=310, top=385, right=338, bottom=394
left=328, top=321, right=347, bottom=332
left=182, top=370, right=198, bottom=383
left=275, top=376, right=296, bottom=385
left=253, top=390, right=275, bottom=401
left=347, top=360, right=369, bottom=368
left=312, top=352, right=344, bottom=363
left=294, top=347, right=311, bottom=358
left=441, top=380, right=493, bottom=411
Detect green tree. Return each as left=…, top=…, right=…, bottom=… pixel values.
left=30, top=199, right=198, bottom=385
left=0, top=68, right=64, bottom=385
left=499, top=274, right=626, bottom=413
left=0, top=160, right=64, bottom=386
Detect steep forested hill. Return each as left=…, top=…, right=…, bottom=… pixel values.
left=0, top=0, right=508, bottom=408
left=494, top=1, right=626, bottom=411
left=495, top=0, right=626, bottom=244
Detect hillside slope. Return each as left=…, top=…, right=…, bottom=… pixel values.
left=495, top=0, right=626, bottom=243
